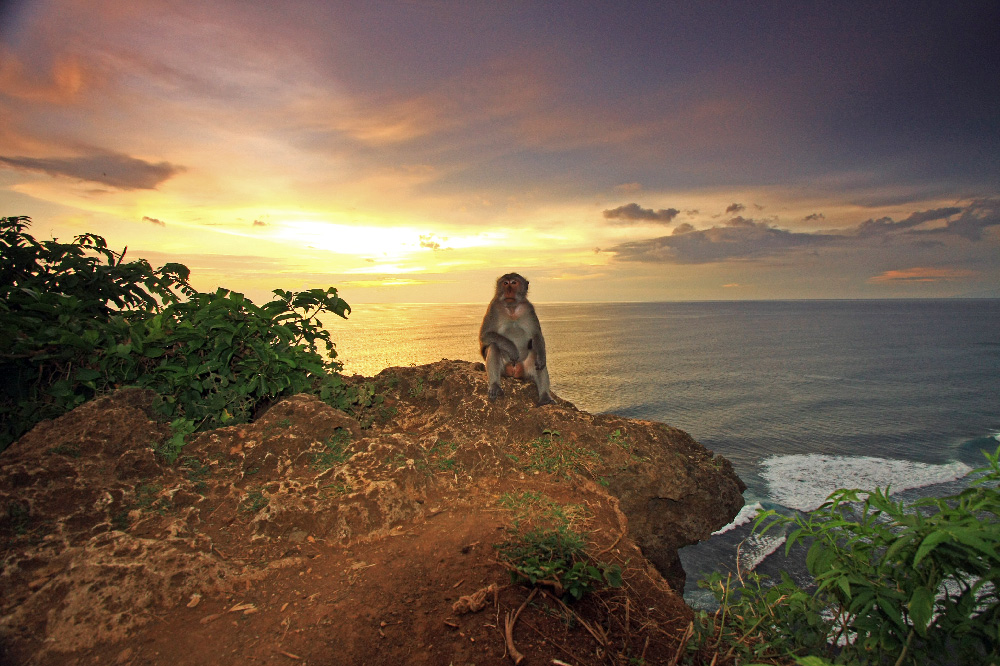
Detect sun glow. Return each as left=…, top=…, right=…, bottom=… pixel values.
left=269, top=218, right=504, bottom=259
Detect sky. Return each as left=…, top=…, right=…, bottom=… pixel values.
left=1, top=0, right=998, bottom=304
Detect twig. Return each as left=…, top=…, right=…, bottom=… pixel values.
left=541, top=590, right=608, bottom=647
left=505, top=588, right=538, bottom=664
left=595, top=528, right=626, bottom=557
left=669, top=621, right=693, bottom=666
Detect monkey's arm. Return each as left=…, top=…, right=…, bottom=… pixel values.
left=480, top=330, right=519, bottom=363
left=532, top=330, right=546, bottom=369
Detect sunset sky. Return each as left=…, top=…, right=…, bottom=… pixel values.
left=1, top=1, right=998, bottom=304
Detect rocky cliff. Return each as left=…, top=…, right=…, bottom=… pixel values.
left=0, top=360, right=745, bottom=666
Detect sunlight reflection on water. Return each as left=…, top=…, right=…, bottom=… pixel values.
left=322, top=304, right=483, bottom=377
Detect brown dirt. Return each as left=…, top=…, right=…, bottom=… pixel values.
left=0, top=360, right=744, bottom=666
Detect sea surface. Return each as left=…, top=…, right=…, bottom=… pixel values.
left=324, top=299, right=1000, bottom=606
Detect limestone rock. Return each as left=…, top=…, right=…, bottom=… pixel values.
left=0, top=360, right=744, bottom=663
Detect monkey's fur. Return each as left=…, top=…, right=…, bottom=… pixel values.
left=479, top=272, right=554, bottom=405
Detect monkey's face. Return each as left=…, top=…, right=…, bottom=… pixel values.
left=498, top=275, right=526, bottom=304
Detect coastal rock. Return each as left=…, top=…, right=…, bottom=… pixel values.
left=0, top=360, right=745, bottom=665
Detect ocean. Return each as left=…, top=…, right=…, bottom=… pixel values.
left=325, top=299, right=1000, bottom=606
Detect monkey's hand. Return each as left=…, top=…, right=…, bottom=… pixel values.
left=488, top=383, right=505, bottom=401
left=535, top=357, right=546, bottom=371
left=500, top=341, right=519, bottom=364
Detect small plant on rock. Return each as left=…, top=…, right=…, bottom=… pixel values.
left=495, top=491, right=622, bottom=601
left=515, top=429, right=602, bottom=480
left=311, top=428, right=354, bottom=470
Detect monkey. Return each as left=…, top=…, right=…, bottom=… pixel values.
left=479, top=272, right=554, bottom=406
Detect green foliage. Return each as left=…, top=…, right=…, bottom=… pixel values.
left=311, top=428, right=354, bottom=470
left=0, top=216, right=356, bottom=452
left=608, top=427, right=631, bottom=451
left=317, top=375, right=385, bottom=427
left=495, top=491, right=622, bottom=602
left=415, top=439, right=459, bottom=473
left=240, top=489, right=268, bottom=514
left=514, top=429, right=602, bottom=479
left=1, top=215, right=193, bottom=448
left=696, top=445, right=1000, bottom=666
left=155, top=418, right=196, bottom=464
left=127, top=285, right=349, bottom=428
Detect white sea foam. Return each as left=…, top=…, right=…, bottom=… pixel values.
left=737, top=532, right=787, bottom=573
left=761, top=454, right=973, bottom=513
left=712, top=501, right=764, bottom=535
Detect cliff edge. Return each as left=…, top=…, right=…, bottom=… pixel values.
left=0, top=359, right=745, bottom=666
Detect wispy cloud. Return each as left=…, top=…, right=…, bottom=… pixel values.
left=603, top=203, right=680, bottom=223
left=0, top=50, right=88, bottom=104
left=0, top=151, right=181, bottom=189
left=868, top=267, right=979, bottom=283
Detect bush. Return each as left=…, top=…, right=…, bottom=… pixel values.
left=695, top=445, right=1000, bottom=666
left=0, top=215, right=353, bottom=451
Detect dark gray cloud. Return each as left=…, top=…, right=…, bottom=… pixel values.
left=603, top=203, right=680, bottom=223
left=856, top=207, right=963, bottom=237
left=607, top=202, right=999, bottom=264
left=804, top=213, right=825, bottom=222
left=142, top=216, right=165, bottom=226
left=910, top=200, right=1000, bottom=241
left=611, top=218, right=835, bottom=264
left=725, top=203, right=745, bottom=214
left=0, top=151, right=181, bottom=190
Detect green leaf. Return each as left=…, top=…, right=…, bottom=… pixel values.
left=913, top=530, right=954, bottom=566
left=73, top=367, right=102, bottom=382
left=948, top=526, right=998, bottom=558
left=908, top=586, right=935, bottom=636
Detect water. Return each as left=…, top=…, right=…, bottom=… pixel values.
left=325, top=299, right=1000, bottom=604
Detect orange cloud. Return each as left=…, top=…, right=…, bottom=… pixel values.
left=0, top=51, right=88, bottom=104
left=868, top=267, right=979, bottom=283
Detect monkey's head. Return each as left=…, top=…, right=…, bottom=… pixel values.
left=496, top=272, right=528, bottom=304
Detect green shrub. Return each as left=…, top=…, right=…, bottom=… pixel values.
left=0, top=215, right=354, bottom=451
left=695, top=445, right=1000, bottom=666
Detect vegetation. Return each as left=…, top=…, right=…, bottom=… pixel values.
left=495, top=490, right=623, bottom=601
left=691, top=445, right=1000, bottom=666
left=310, top=428, right=354, bottom=470
left=0, top=215, right=356, bottom=451
left=508, top=428, right=603, bottom=479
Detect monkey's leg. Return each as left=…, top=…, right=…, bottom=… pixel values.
left=485, top=344, right=506, bottom=400
left=522, top=351, right=554, bottom=406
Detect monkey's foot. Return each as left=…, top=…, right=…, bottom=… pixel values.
left=488, top=384, right=505, bottom=401
left=536, top=393, right=555, bottom=406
